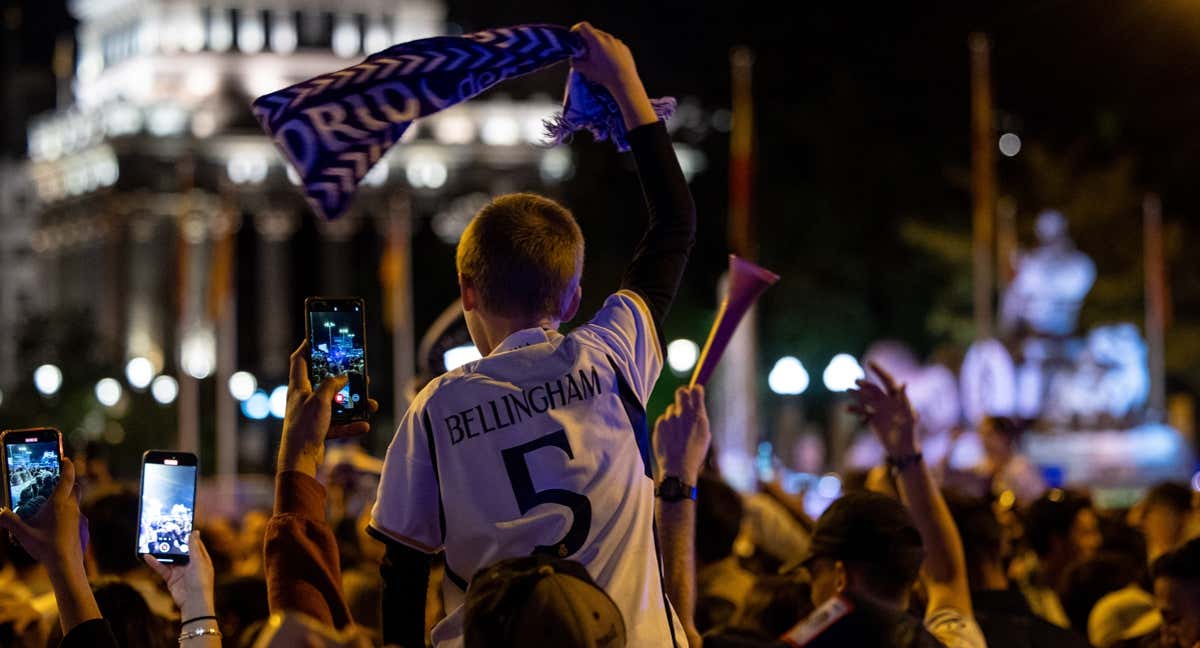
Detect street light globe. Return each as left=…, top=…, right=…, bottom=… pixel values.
left=768, top=357, right=809, bottom=395
left=823, top=353, right=865, bottom=392
left=667, top=339, right=699, bottom=374
left=34, top=364, right=63, bottom=396
left=95, top=378, right=123, bottom=407
left=243, top=391, right=270, bottom=420
left=181, top=328, right=216, bottom=379
left=444, top=345, right=482, bottom=372
left=125, top=357, right=155, bottom=389
left=228, top=371, right=258, bottom=401
left=269, top=386, right=288, bottom=419
left=151, top=375, right=179, bottom=405
left=998, top=132, right=1022, bottom=157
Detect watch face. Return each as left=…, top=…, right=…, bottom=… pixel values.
left=659, top=477, right=683, bottom=499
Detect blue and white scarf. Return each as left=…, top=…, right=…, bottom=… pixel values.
left=252, top=24, right=676, bottom=220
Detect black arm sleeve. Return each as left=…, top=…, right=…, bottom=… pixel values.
left=620, top=120, right=697, bottom=340
left=373, top=531, right=432, bottom=648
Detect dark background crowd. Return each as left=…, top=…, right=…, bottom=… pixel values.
left=3, top=399, right=1200, bottom=647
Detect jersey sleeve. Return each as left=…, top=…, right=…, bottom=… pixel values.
left=369, top=401, right=442, bottom=553
left=577, top=289, right=663, bottom=405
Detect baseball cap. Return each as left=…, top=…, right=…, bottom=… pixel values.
left=463, top=555, right=626, bottom=648
left=783, top=491, right=924, bottom=579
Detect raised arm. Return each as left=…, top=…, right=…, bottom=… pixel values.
left=653, top=385, right=712, bottom=648
left=265, top=342, right=378, bottom=630
left=0, top=458, right=117, bottom=647
left=571, top=23, right=697, bottom=335
left=144, top=531, right=221, bottom=648
left=849, top=362, right=973, bottom=618
left=375, top=538, right=432, bottom=647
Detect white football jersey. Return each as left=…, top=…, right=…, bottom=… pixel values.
left=371, top=290, right=686, bottom=647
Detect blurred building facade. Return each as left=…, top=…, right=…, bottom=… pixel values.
left=2, top=0, right=575, bottom=474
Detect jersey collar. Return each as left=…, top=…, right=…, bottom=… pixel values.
left=491, top=327, right=558, bottom=355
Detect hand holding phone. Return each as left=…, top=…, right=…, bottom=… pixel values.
left=304, top=297, right=370, bottom=423
left=281, top=342, right=379, bottom=477
left=144, top=530, right=215, bottom=621
left=0, top=454, right=85, bottom=566
left=137, top=451, right=198, bottom=565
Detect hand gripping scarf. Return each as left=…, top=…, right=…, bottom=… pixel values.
left=252, top=24, right=676, bottom=220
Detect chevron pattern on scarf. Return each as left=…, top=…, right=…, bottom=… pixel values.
left=252, top=24, right=676, bottom=220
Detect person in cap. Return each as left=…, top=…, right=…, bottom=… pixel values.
left=462, top=555, right=625, bottom=648
left=774, top=363, right=986, bottom=648
left=776, top=490, right=943, bottom=647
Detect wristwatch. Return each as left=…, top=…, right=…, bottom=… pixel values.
left=655, top=476, right=697, bottom=502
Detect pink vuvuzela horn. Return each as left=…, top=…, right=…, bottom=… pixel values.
left=689, top=255, right=780, bottom=387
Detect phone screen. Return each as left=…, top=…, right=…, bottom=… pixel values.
left=307, top=299, right=368, bottom=421
left=4, top=437, right=60, bottom=521
left=137, top=456, right=197, bottom=563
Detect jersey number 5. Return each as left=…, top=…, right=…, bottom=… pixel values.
left=500, top=429, right=592, bottom=558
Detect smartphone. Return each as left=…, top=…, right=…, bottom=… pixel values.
left=1, top=428, right=63, bottom=521
left=137, top=451, right=198, bottom=565
left=304, top=297, right=369, bottom=422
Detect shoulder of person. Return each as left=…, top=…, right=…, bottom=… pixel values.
left=779, top=596, right=854, bottom=647
left=578, top=290, right=654, bottom=327
left=412, top=366, right=489, bottom=411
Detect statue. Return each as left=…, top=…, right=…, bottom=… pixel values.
left=1000, top=210, right=1096, bottom=338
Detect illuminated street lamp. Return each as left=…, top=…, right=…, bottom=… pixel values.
left=34, top=364, right=63, bottom=397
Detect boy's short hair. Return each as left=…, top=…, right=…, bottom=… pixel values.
left=456, top=193, right=584, bottom=319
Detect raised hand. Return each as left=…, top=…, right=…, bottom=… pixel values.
left=569, top=22, right=640, bottom=92
left=569, top=22, right=656, bottom=130
left=848, top=361, right=919, bottom=459
left=0, top=457, right=88, bottom=567
left=145, top=530, right=216, bottom=621
left=0, top=457, right=101, bottom=634
left=653, top=385, right=711, bottom=484
left=281, top=341, right=379, bottom=476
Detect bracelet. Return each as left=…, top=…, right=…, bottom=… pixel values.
left=886, top=452, right=923, bottom=472
left=179, top=627, right=222, bottom=642
left=181, top=615, right=218, bottom=628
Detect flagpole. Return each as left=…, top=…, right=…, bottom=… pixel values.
left=1143, top=193, right=1166, bottom=421
left=176, top=156, right=200, bottom=455
left=970, top=33, right=996, bottom=340
left=387, top=193, right=415, bottom=442
left=711, top=46, right=762, bottom=492
left=213, top=197, right=238, bottom=477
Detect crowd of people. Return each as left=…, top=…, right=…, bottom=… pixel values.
left=2, top=22, right=1200, bottom=648
left=7, top=464, right=58, bottom=522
